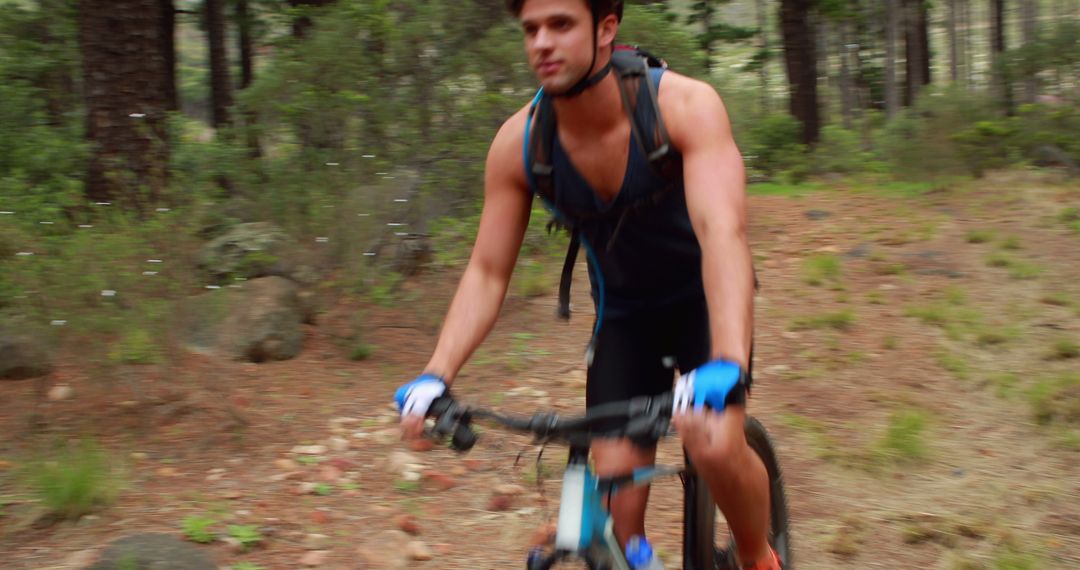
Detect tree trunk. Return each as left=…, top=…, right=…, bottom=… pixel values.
left=839, top=20, right=854, bottom=130
left=288, top=0, right=333, bottom=39
left=904, top=0, right=925, bottom=105
left=780, top=0, right=820, bottom=144
left=948, top=0, right=959, bottom=82
left=1021, top=0, right=1038, bottom=103
left=989, top=0, right=1011, bottom=113
left=962, top=0, right=973, bottom=87
left=80, top=0, right=170, bottom=208
left=757, top=0, right=769, bottom=111
left=885, top=0, right=901, bottom=118
left=160, top=0, right=177, bottom=111
left=237, top=0, right=254, bottom=90
left=206, top=0, right=232, bottom=128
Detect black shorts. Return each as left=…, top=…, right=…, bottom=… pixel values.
left=586, top=297, right=712, bottom=412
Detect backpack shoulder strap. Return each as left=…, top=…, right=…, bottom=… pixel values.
left=610, top=46, right=680, bottom=184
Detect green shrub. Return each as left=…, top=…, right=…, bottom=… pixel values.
left=349, top=342, right=373, bottom=361
left=738, top=113, right=808, bottom=180
left=802, top=254, right=842, bottom=287
left=811, top=125, right=888, bottom=175
left=966, top=229, right=994, bottom=244
left=227, top=525, right=263, bottom=551
left=877, top=410, right=929, bottom=462
left=181, top=515, right=218, bottom=543
left=20, top=440, right=121, bottom=520
left=108, top=327, right=162, bottom=365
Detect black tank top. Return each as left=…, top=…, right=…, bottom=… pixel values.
left=546, top=68, right=704, bottom=319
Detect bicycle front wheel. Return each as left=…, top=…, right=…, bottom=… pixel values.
left=682, top=416, right=792, bottom=570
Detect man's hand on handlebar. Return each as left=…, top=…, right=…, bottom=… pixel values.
left=394, top=373, right=447, bottom=440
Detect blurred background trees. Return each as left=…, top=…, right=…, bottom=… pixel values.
left=1, top=0, right=1078, bottom=362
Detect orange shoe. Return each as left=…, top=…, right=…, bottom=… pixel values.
left=741, top=546, right=782, bottom=570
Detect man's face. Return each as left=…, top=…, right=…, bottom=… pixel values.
left=519, top=0, right=614, bottom=95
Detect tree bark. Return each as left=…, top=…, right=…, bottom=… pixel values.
left=780, top=0, right=820, bottom=144
left=80, top=0, right=170, bottom=208
left=757, top=0, right=769, bottom=111
left=989, top=0, right=1011, bottom=113
left=160, top=0, right=178, bottom=111
left=206, top=0, right=232, bottom=128
left=237, top=0, right=254, bottom=90
left=839, top=20, right=854, bottom=130
left=904, top=0, right=926, bottom=105
left=1021, top=0, right=1038, bottom=103
left=287, top=0, right=334, bottom=39
left=948, top=0, right=959, bottom=83
left=885, top=0, right=901, bottom=118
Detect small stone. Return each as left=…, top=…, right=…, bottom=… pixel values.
left=303, top=533, right=332, bottom=550
left=495, top=484, right=526, bottom=496
left=129, top=452, right=148, bottom=462
left=434, top=543, right=452, bottom=556
left=62, top=549, right=98, bottom=567
left=156, top=467, right=180, bottom=477
left=449, top=466, right=467, bottom=477
left=326, top=457, right=357, bottom=471
left=0, top=460, right=15, bottom=470
left=394, top=513, right=420, bottom=535
left=329, top=416, right=360, bottom=428
left=328, top=437, right=350, bottom=452
left=291, top=445, right=328, bottom=455
left=319, top=465, right=343, bottom=482
left=406, top=541, right=433, bottom=561
left=206, top=473, right=225, bottom=482
left=311, top=510, right=331, bottom=525
left=268, top=471, right=303, bottom=482
left=47, top=384, right=73, bottom=401
left=487, top=494, right=513, bottom=512
left=221, top=536, right=245, bottom=554
left=423, top=470, right=457, bottom=490
left=387, top=451, right=420, bottom=473
left=222, top=490, right=242, bottom=500
left=373, top=428, right=399, bottom=445
left=463, top=458, right=487, bottom=472
left=780, top=331, right=801, bottom=340
left=275, top=458, right=299, bottom=470
left=295, top=482, right=318, bottom=495
left=408, top=439, right=434, bottom=452
left=402, top=470, right=421, bottom=482
left=300, top=549, right=329, bottom=566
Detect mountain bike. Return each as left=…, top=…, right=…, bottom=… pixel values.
left=426, top=391, right=791, bottom=569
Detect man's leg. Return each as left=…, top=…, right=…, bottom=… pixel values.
left=591, top=439, right=657, bottom=547
left=675, top=405, right=772, bottom=567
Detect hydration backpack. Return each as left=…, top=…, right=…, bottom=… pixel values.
left=524, top=45, right=683, bottom=320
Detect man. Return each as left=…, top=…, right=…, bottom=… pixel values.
left=395, top=0, right=779, bottom=568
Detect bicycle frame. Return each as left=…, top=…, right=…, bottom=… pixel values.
left=532, top=446, right=685, bottom=570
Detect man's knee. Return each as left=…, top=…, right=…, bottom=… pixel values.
left=592, top=439, right=657, bottom=475
left=685, top=410, right=749, bottom=473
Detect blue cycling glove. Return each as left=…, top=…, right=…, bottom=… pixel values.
left=394, top=373, right=446, bottom=418
left=672, top=359, right=746, bottom=414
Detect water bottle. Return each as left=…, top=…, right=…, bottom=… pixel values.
left=625, top=535, right=665, bottom=570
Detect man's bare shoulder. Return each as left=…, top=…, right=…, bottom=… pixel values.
left=656, top=71, right=731, bottom=148
left=486, top=104, right=533, bottom=188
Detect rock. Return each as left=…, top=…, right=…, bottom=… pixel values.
left=406, top=541, right=433, bottom=561
left=156, top=467, right=180, bottom=478
left=327, top=437, right=350, bottom=452
left=221, top=490, right=242, bottom=500
left=394, top=513, right=420, bottom=535
left=86, top=533, right=217, bottom=570
left=391, top=234, right=432, bottom=277
left=198, top=222, right=290, bottom=283
left=299, top=550, right=329, bottom=567
left=310, top=510, right=331, bottom=525
left=318, top=465, right=343, bottom=482
left=295, top=482, right=318, bottom=495
left=0, top=325, right=53, bottom=380
left=62, top=549, right=99, bottom=568
left=408, top=439, right=434, bottom=452
left=220, top=536, right=245, bottom=554
left=495, top=484, right=526, bottom=497
left=0, top=460, right=14, bottom=470
left=386, top=451, right=420, bottom=473
left=47, top=384, right=73, bottom=401
left=421, top=471, right=456, bottom=490
left=218, top=277, right=305, bottom=362
left=804, top=209, right=832, bottom=220
left=275, top=458, right=299, bottom=470
left=449, top=466, right=467, bottom=477
left=130, top=452, right=148, bottom=462
left=303, top=533, right=332, bottom=550
left=487, top=494, right=513, bottom=512
left=292, top=445, right=328, bottom=455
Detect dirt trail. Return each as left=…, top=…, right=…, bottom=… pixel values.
left=1, top=171, right=1077, bottom=569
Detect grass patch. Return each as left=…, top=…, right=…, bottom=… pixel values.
left=513, top=259, right=551, bottom=298
left=1007, top=260, right=1042, bottom=280
left=790, top=310, right=855, bottom=331
left=875, top=410, right=929, bottom=463
left=108, top=327, right=162, bottom=364
left=972, top=324, right=1019, bottom=347
left=965, top=229, right=994, bottom=244
left=1027, top=373, right=1079, bottom=426
left=746, top=181, right=826, bottom=196
left=999, top=235, right=1023, bottom=250
left=779, top=414, right=852, bottom=464
left=935, top=348, right=970, bottom=379
left=1039, top=292, right=1072, bottom=307
left=348, top=342, right=373, bottom=361
left=985, top=252, right=1012, bottom=267
left=19, top=440, right=122, bottom=520
left=1058, top=206, right=1079, bottom=223
left=801, top=254, right=842, bottom=287
left=227, top=524, right=263, bottom=551
left=881, top=335, right=898, bottom=350
left=181, top=515, right=217, bottom=543
left=1047, top=338, right=1078, bottom=360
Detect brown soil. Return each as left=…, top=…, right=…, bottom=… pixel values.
left=2, top=171, right=1078, bottom=569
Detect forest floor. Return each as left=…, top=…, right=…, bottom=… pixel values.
left=1, top=170, right=1078, bottom=569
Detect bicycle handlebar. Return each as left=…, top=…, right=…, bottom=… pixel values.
left=426, top=392, right=675, bottom=451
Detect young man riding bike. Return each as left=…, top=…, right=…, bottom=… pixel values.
left=395, top=1, right=780, bottom=568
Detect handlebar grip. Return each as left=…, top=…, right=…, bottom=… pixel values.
left=451, top=422, right=478, bottom=451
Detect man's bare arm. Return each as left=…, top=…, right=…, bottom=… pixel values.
left=667, top=79, right=753, bottom=368
left=423, top=111, right=533, bottom=385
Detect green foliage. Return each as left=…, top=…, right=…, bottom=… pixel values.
left=1049, top=338, right=1079, bottom=360
left=181, top=515, right=218, bottom=544
left=231, top=564, right=267, bottom=570
left=801, top=254, right=842, bottom=287
left=620, top=4, right=706, bottom=72
left=966, top=229, right=995, bottom=244
left=877, top=410, right=929, bottom=462
left=227, top=524, right=263, bottom=551
left=811, top=125, right=889, bottom=175
left=1027, top=374, right=1079, bottom=426
left=349, top=342, right=373, bottom=361
left=737, top=113, right=808, bottom=181
left=20, top=439, right=122, bottom=520
left=109, top=327, right=162, bottom=365
left=791, top=310, right=854, bottom=331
